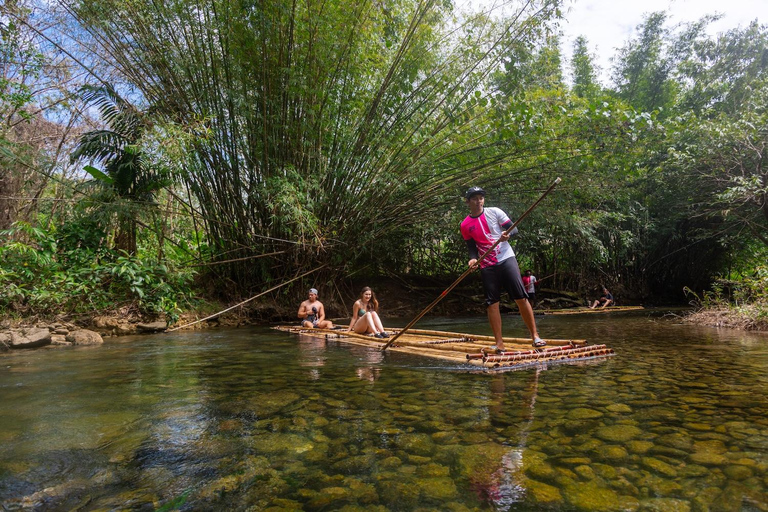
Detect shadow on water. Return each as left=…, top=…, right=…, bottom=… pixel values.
left=1, top=311, right=768, bottom=510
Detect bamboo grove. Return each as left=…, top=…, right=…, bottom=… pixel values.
left=1, top=0, right=767, bottom=318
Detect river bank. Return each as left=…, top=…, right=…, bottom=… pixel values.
left=683, top=304, right=768, bottom=331
left=3, top=276, right=764, bottom=352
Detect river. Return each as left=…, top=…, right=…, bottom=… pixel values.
left=1, top=311, right=767, bottom=511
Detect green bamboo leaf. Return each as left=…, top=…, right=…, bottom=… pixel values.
left=83, top=165, right=114, bottom=184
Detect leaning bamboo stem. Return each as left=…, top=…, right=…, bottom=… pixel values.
left=166, top=266, right=324, bottom=332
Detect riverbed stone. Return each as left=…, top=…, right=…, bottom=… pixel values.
left=524, top=458, right=557, bottom=482
left=418, top=477, right=458, bottom=500
left=567, top=407, right=604, bottom=420
left=65, top=329, right=103, bottom=345
left=595, top=425, right=642, bottom=443
left=418, top=463, right=450, bottom=477
left=9, top=327, right=51, bottom=349
left=396, top=433, right=435, bottom=456
left=265, top=498, right=304, bottom=510
left=723, top=464, right=753, bottom=481
left=380, top=456, right=402, bottom=469
left=689, top=440, right=728, bottom=466
left=343, top=477, right=378, bottom=504
left=641, top=457, right=678, bottom=477
left=656, top=433, right=693, bottom=451
left=639, top=497, right=691, bottom=512
left=527, top=479, right=563, bottom=505
left=377, top=480, right=420, bottom=509
left=607, top=403, right=633, bottom=414
left=305, top=487, right=351, bottom=510
left=563, top=480, right=621, bottom=511
left=627, top=440, right=654, bottom=454
left=574, top=464, right=596, bottom=480
left=331, top=454, right=375, bottom=474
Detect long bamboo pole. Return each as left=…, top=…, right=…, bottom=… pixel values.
left=381, top=177, right=561, bottom=351
left=166, top=266, right=325, bottom=332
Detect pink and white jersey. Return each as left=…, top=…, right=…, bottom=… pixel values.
left=460, top=207, right=515, bottom=268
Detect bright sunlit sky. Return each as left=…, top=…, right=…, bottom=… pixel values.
left=558, top=0, right=767, bottom=84
left=462, top=0, right=767, bottom=85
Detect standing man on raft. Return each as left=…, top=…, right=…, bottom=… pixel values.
left=461, top=186, right=546, bottom=353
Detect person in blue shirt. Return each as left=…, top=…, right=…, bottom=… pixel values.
left=590, top=287, right=614, bottom=309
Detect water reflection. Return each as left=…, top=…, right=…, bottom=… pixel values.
left=1, top=314, right=767, bottom=510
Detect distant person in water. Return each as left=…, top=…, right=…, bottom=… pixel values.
left=348, top=286, right=389, bottom=338
left=461, top=186, right=546, bottom=353
left=522, top=270, right=538, bottom=307
left=298, top=288, right=333, bottom=329
left=590, top=287, right=614, bottom=309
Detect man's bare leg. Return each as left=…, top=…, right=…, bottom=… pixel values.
left=487, top=302, right=505, bottom=350
left=515, top=298, right=540, bottom=342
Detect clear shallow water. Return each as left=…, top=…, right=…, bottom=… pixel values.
left=1, top=312, right=767, bottom=511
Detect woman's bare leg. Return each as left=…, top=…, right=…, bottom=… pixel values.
left=370, top=312, right=385, bottom=332
left=353, top=316, right=372, bottom=334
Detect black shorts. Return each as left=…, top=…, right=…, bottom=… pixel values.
left=480, top=257, right=528, bottom=306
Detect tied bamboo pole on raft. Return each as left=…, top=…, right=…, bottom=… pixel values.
left=381, top=177, right=562, bottom=351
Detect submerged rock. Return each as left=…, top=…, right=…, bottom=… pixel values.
left=641, top=457, right=679, bottom=477
left=567, top=408, right=604, bottom=420
left=563, top=480, right=621, bottom=511
left=526, top=479, right=563, bottom=505
left=594, top=425, right=643, bottom=443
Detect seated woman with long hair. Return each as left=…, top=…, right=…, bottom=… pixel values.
left=348, top=287, right=389, bottom=338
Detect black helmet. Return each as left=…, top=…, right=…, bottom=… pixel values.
left=464, top=186, right=486, bottom=200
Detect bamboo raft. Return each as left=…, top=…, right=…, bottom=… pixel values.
left=539, top=305, right=644, bottom=315
left=509, top=305, right=645, bottom=316
left=274, top=326, right=615, bottom=371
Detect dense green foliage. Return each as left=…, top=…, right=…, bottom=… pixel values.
left=1, top=0, right=766, bottom=320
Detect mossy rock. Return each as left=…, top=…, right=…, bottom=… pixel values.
left=638, top=497, right=691, bottom=512
left=563, top=480, right=621, bottom=511
left=417, top=476, right=458, bottom=500
left=330, top=454, right=375, bottom=474
left=304, top=487, right=351, bottom=511
left=431, top=431, right=458, bottom=444
left=377, top=480, right=420, bottom=508
left=594, top=425, right=643, bottom=443
left=252, top=433, right=314, bottom=455
left=656, top=433, right=693, bottom=451
left=380, top=456, right=402, bottom=469
left=455, top=443, right=509, bottom=484
left=527, top=479, right=563, bottom=505
left=524, top=459, right=557, bottom=482
left=627, top=440, right=654, bottom=455
left=343, top=477, right=378, bottom=503
left=599, top=445, right=629, bottom=461
left=417, top=463, right=451, bottom=477
left=396, top=433, right=435, bottom=457
left=567, top=407, right=604, bottom=420
left=641, top=457, right=679, bottom=477
left=723, top=464, right=753, bottom=481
